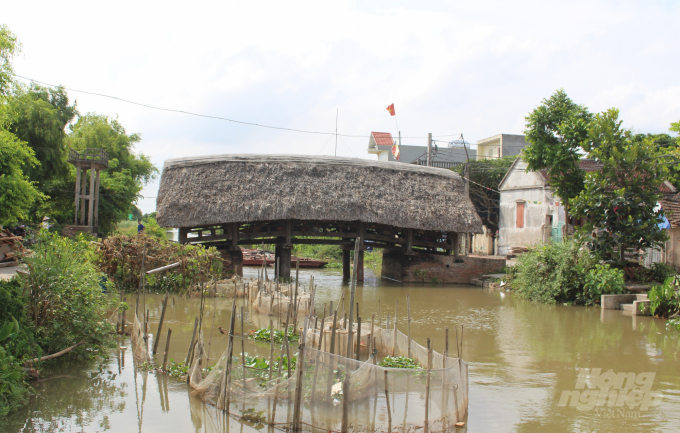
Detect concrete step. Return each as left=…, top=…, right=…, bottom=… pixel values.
left=622, top=300, right=651, bottom=316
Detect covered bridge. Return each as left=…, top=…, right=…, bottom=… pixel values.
left=156, top=154, right=483, bottom=280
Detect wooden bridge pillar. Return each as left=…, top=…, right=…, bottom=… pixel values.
left=356, top=249, right=364, bottom=282
left=342, top=249, right=350, bottom=281
left=276, top=244, right=292, bottom=280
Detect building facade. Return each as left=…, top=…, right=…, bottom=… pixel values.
left=476, top=134, right=529, bottom=161
left=367, top=131, right=475, bottom=168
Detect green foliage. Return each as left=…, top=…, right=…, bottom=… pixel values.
left=452, top=156, right=515, bottom=230
left=0, top=112, right=43, bottom=226
left=6, top=84, right=77, bottom=187
left=164, top=359, right=189, bottom=378
left=378, top=356, right=421, bottom=369
left=0, top=344, right=29, bottom=418
left=523, top=89, right=593, bottom=224
left=667, top=318, right=680, bottom=332
left=647, top=277, right=680, bottom=318
left=22, top=231, right=117, bottom=358
left=572, top=109, right=668, bottom=262
left=240, top=407, right=266, bottom=424
left=97, top=234, right=222, bottom=293
left=115, top=215, right=166, bottom=239
left=40, top=113, right=159, bottom=233
left=0, top=24, right=20, bottom=95
left=510, top=240, right=601, bottom=304
left=580, top=264, right=625, bottom=305
left=249, top=326, right=299, bottom=344
left=292, top=241, right=342, bottom=261
left=650, top=262, right=678, bottom=283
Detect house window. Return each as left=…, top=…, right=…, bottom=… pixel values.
left=516, top=202, right=525, bottom=228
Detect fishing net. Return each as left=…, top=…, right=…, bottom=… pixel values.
left=188, top=322, right=468, bottom=432
left=130, top=311, right=151, bottom=363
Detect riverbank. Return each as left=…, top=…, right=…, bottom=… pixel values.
left=5, top=267, right=680, bottom=432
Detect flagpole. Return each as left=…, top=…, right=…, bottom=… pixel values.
left=335, top=108, right=338, bottom=157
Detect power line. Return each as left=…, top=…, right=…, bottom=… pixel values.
left=12, top=73, right=464, bottom=140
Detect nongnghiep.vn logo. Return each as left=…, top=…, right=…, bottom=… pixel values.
left=559, top=369, right=663, bottom=412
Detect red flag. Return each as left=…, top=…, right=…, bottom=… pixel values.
left=392, top=141, right=400, bottom=160
left=386, top=103, right=395, bottom=116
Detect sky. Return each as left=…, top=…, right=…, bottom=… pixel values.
left=5, top=0, right=680, bottom=213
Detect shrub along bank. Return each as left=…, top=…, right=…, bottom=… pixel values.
left=0, top=232, right=119, bottom=417
left=508, top=240, right=626, bottom=305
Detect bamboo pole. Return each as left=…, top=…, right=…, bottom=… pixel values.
left=370, top=314, right=375, bottom=356
left=240, top=306, right=246, bottom=402
left=455, top=327, right=460, bottom=358
left=293, top=281, right=317, bottom=432
left=271, top=306, right=291, bottom=424
left=392, top=301, right=397, bottom=357
left=162, top=329, right=172, bottom=370
left=207, top=282, right=217, bottom=362
left=425, top=338, right=432, bottom=433
left=407, top=295, right=412, bottom=358
left=185, top=317, right=199, bottom=366
left=326, top=309, right=338, bottom=403
left=356, top=316, right=362, bottom=361
left=223, top=301, right=237, bottom=411
left=345, top=236, right=360, bottom=358
left=293, top=258, right=300, bottom=334
left=153, top=294, right=169, bottom=354
left=269, top=317, right=275, bottom=381
left=384, top=370, right=392, bottom=432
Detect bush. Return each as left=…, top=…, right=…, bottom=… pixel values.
left=650, top=262, right=677, bottom=283
left=22, top=231, right=117, bottom=358
left=510, top=241, right=599, bottom=304
left=647, top=277, right=680, bottom=318
left=580, top=264, right=626, bottom=305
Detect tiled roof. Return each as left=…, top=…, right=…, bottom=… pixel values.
left=538, top=159, right=602, bottom=180
left=538, top=159, right=675, bottom=195
left=371, top=132, right=394, bottom=147
left=661, top=199, right=680, bottom=228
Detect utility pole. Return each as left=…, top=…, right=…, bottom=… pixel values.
left=427, top=133, right=432, bottom=166
left=334, top=108, right=338, bottom=157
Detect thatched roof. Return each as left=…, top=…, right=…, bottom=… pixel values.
left=156, top=154, right=483, bottom=233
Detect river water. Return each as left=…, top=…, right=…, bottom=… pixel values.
left=5, top=267, right=680, bottom=432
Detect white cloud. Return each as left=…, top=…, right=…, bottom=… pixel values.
left=4, top=0, right=680, bottom=213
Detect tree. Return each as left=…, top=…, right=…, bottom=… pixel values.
left=0, top=119, right=43, bottom=226
left=452, top=156, right=515, bottom=231
left=571, top=109, right=668, bottom=263
left=522, top=89, right=593, bottom=236
left=0, top=25, right=20, bottom=95
left=6, top=84, right=78, bottom=185
left=0, top=25, right=43, bottom=225
left=41, top=114, right=158, bottom=233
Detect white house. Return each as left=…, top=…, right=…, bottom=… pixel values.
left=476, top=134, right=530, bottom=161
left=497, top=158, right=677, bottom=256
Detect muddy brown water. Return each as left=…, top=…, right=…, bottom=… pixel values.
left=4, top=267, right=680, bottom=432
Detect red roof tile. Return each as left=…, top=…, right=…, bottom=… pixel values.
left=371, top=132, right=394, bottom=147
left=661, top=199, right=680, bottom=228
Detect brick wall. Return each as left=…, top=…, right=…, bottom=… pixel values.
left=382, top=250, right=506, bottom=284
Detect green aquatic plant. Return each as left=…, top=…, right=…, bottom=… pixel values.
left=378, top=356, right=421, bottom=369
left=249, top=326, right=300, bottom=344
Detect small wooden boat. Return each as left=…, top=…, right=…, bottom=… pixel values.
left=241, top=249, right=328, bottom=268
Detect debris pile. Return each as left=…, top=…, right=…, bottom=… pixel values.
left=0, top=229, right=27, bottom=265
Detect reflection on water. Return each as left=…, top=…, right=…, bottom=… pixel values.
left=5, top=267, right=680, bottom=432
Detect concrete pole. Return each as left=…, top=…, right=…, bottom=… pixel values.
left=94, top=169, right=101, bottom=232
left=74, top=165, right=81, bottom=225
left=88, top=163, right=96, bottom=229
left=80, top=167, right=87, bottom=225
left=427, top=133, right=432, bottom=167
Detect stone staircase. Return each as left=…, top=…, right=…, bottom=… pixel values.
left=602, top=293, right=651, bottom=316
